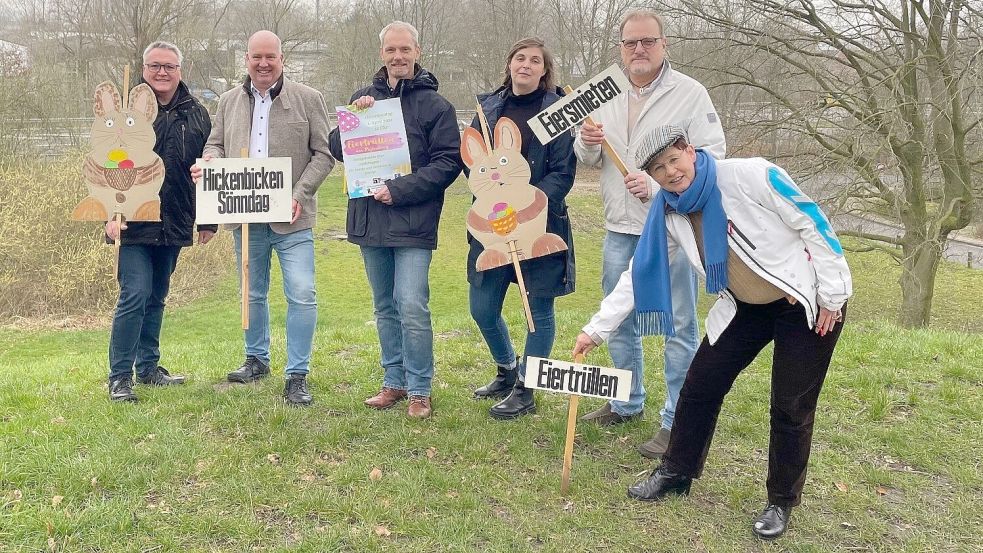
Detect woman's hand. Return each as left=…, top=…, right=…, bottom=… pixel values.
left=815, top=307, right=843, bottom=337
left=573, top=332, right=599, bottom=356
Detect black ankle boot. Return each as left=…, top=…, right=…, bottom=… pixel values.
left=473, top=360, right=517, bottom=400
left=627, top=464, right=692, bottom=501
left=489, top=380, right=535, bottom=420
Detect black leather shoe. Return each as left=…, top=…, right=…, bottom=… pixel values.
left=227, top=356, right=270, bottom=383
left=489, top=381, right=536, bottom=420
left=109, top=379, right=137, bottom=402
left=627, top=465, right=692, bottom=501
left=283, top=374, right=313, bottom=406
left=136, top=366, right=186, bottom=386
left=752, top=504, right=791, bottom=540
left=473, top=360, right=518, bottom=400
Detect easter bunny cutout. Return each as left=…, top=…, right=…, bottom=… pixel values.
left=72, top=80, right=164, bottom=222
left=462, top=117, right=567, bottom=271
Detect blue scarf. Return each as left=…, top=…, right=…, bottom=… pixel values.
left=632, top=150, right=727, bottom=336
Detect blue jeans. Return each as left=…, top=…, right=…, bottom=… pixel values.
left=360, top=246, right=434, bottom=397
left=233, top=225, right=317, bottom=375
left=108, top=244, right=182, bottom=382
left=469, top=266, right=556, bottom=381
left=602, top=230, right=699, bottom=428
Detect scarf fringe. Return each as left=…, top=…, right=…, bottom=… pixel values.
left=636, top=310, right=675, bottom=337
left=706, top=261, right=728, bottom=294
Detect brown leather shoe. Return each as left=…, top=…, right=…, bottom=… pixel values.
left=364, top=387, right=407, bottom=410
left=407, top=395, right=432, bottom=418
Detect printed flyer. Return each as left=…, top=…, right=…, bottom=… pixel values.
left=336, top=98, right=412, bottom=198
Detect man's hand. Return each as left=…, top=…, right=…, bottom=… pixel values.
left=190, top=154, right=214, bottom=182
left=352, top=96, right=375, bottom=110
left=624, top=171, right=652, bottom=200
left=105, top=219, right=127, bottom=241
left=198, top=230, right=215, bottom=245
left=373, top=185, right=393, bottom=205
left=572, top=332, right=599, bottom=357
left=579, top=120, right=605, bottom=147
left=291, top=200, right=302, bottom=224
left=815, top=307, right=843, bottom=337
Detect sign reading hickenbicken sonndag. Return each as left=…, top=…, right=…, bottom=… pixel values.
left=194, top=157, right=293, bottom=224
left=528, top=64, right=631, bottom=145
left=525, top=356, right=633, bottom=402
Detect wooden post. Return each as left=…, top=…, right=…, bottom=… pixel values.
left=507, top=240, right=535, bottom=333
left=240, top=147, right=250, bottom=330
left=113, top=65, right=131, bottom=281
left=560, top=353, right=586, bottom=495
left=113, top=212, right=122, bottom=278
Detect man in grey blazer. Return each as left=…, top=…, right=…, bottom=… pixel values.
left=192, top=30, right=334, bottom=405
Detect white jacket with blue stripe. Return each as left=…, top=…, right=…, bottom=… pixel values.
left=583, top=157, right=853, bottom=345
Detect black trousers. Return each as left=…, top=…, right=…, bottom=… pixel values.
left=662, top=298, right=846, bottom=508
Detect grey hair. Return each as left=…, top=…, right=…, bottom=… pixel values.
left=379, top=21, right=420, bottom=47
left=618, top=8, right=666, bottom=38
left=143, top=41, right=183, bottom=64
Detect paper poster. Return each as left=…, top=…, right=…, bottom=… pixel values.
left=194, top=157, right=293, bottom=224
left=336, top=98, right=412, bottom=198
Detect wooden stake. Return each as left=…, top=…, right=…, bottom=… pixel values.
left=507, top=240, right=535, bottom=333
left=475, top=99, right=493, bottom=151
left=239, top=147, right=250, bottom=330
left=113, top=65, right=131, bottom=282
left=113, top=212, right=122, bottom=279
left=561, top=353, right=586, bottom=496
left=122, top=65, right=130, bottom=110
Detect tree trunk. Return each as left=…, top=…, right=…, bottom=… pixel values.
left=898, top=239, right=942, bottom=328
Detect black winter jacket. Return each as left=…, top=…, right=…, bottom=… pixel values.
left=329, top=65, right=462, bottom=249
left=117, top=81, right=214, bottom=246
left=466, top=87, right=577, bottom=298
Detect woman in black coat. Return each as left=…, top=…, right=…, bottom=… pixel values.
left=466, top=38, right=577, bottom=420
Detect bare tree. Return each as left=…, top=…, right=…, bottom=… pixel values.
left=661, top=0, right=983, bottom=328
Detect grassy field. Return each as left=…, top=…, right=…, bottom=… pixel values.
left=1, top=176, right=981, bottom=552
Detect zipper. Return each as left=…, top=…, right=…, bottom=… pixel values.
left=726, top=233, right=815, bottom=322
left=728, top=219, right=756, bottom=250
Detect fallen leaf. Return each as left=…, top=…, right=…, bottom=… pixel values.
left=834, top=481, right=849, bottom=492
left=50, top=417, right=65, bottom=425
left=445, top=491, right=459, bottom=498
left=301, top=473, right=316, bottom=482
left=426, top=447, right=437, bottom=460
left=11, top=489, right=22, bottom=502
left=51, top=495, right=63, bottom=507
left=374, top=525, right=391, bottom=537
left=90, top=477, right=98, bottom=488
left=267, top=453, right=281, bottom=465
left=369, top=467, right=383, bottom=481
left=840, top=522, right=856, bottom=529
left=875, top=485, right=890, bottom=495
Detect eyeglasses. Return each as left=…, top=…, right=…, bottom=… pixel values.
left=620, top=37, right=662, bottom=50
left=145, top=63, right=180, bottom=74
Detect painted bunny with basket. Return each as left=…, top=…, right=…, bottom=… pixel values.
left=462, top=117, right=567, bottom=271
left=72, top=81, right=164, bottom=222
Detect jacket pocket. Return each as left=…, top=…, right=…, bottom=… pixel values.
left=347, top=199, right=368, bottom=237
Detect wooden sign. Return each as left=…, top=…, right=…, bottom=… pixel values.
left=524, top=356, right=633, bottom=402
left=528, top=64, right=631, bottom=145
left=194, top=157, right=293, bottom=224
left=72, top=80, right=164, bottom=223
left=462, top=117, right=568, bottom=272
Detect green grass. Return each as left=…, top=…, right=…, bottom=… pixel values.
left=1, top=176, right=981, bottom=551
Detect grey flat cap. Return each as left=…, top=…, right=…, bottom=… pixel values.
left=635, top=125, right=687, bottom=171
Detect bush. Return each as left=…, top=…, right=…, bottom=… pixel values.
left=0, top=154, right=234, bottom=324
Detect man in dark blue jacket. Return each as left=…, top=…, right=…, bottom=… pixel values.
left=329, top=20, right=462, bottom=418
left=107, top=41, right=216, bottom=402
